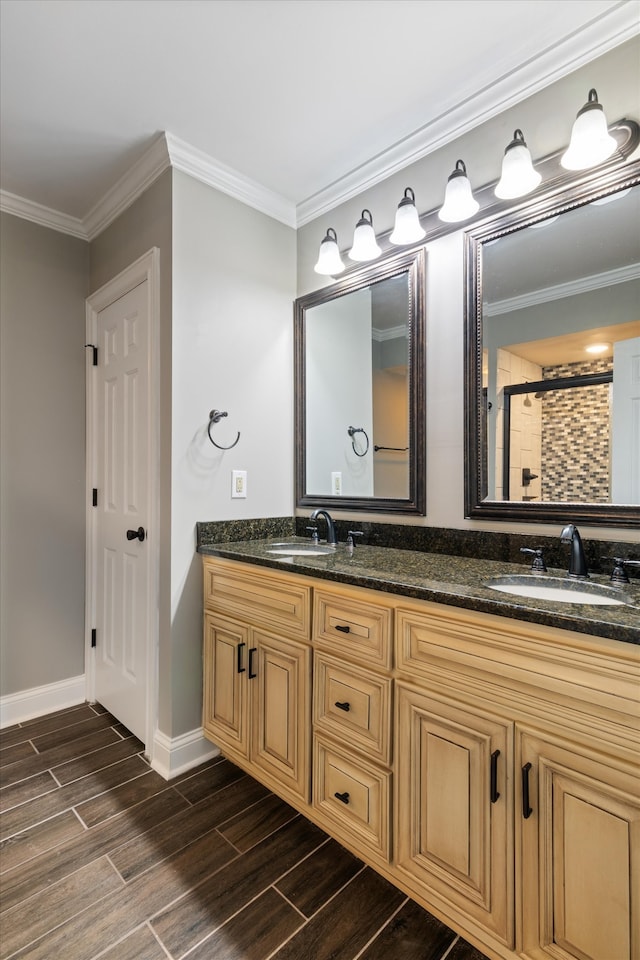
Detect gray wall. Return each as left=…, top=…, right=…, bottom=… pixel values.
left=88, top=170, right=174, bottom=734
left=296, top=35, right=640, bottom=543
left=0, top=213, right=88, bottom=695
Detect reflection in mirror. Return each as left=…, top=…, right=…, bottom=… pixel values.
left=466, top=163, right=640, bottom=527
left=295, top=247, right=425, bottom=515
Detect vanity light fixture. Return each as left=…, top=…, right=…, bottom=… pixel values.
left=561, top=89, right=617, bottom=170
left=348, top=209, right=382, bottom=262
left=495, top=129, right=541, bottom=199
left=389, top=187, right=426, bottom=245
left=314, top=228, right=346, bottom=276
left=438, top=160, right=479, bottom=222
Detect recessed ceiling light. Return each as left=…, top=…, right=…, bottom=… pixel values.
left=585, top=342, right=611, bottom=354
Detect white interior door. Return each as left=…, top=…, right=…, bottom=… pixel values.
left=611, top=336, right=640, bottom=504
left=86, top=250, right=159, bottom=748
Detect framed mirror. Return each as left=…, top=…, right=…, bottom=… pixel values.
left=295, top=246, right=426, bottom=514
left=465, top=159, right=640, bottom=527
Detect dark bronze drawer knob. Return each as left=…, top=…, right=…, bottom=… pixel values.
left=335, top=701, right=350, bottom=712
left=335, top=624, right=350, bottom=633
left=334, top=791, right=350, bottom=804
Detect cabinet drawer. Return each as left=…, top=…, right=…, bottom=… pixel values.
left=314, top=652, right=392, bottom=765
left=313, top=588, right=392, bottom=670
left=313, top=734, right=391, bottom=864
left=203, top=558, right=311, bottom=642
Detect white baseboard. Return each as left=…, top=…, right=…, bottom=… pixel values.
left=150, top=726, right=220, bottom=780
left=0, top=675, right=86, bottom=728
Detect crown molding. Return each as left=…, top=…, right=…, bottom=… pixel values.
left=296, top=3, right=640, bottom=226
left=166, top=133, right=296, bottom=228
left=484, top=262, right=640, bottom=317
left=0, top=189, right=87, bottom=239
left=83, top=133, right=172, bottom=240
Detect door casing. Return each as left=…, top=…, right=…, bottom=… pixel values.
left=85, top=248, right=160, bottom=759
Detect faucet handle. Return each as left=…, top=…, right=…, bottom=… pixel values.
left=346, top=530, right=364, bottom=554
left=602, top=556, right=640, bottom=584
left=520, top=547, right=547, bottom=572
left=306, top=525, right=319, bottom=543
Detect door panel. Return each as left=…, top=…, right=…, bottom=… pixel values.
left=203, top=613, right=249, bottom=756
left=94, top=280, right=149, bottom=740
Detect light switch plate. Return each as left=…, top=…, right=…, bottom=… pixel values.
left=232, top=470, right=247, bottom=498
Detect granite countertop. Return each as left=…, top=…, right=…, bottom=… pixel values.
left=199, top=537, right=640, bottom=645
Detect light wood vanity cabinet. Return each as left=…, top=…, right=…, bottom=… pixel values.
left=202, top=559, right=312, bottom=804
left=203, top=556, right=640, bottom=960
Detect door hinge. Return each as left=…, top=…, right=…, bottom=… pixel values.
left=91, top=628, right=97, bottom=648
left=92, top=488, right=98, bottom=507
left=85, top=343, right=98, bottom=366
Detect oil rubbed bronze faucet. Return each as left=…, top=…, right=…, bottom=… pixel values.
left=560, top=523, right=589, bottom=579
left=309, top=508, right=337, bottom=545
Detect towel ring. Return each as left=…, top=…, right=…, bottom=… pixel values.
left=347, top=425, right=370, bottom=457
left=208, top=409, right=240, bottom=450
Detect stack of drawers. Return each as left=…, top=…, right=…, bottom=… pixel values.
left=311, top=584, right=395, bottom=867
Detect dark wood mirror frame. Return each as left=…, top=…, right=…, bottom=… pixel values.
left=464, top=123, right=640, bottom=528
left=295, top=246, right=426, bottom=515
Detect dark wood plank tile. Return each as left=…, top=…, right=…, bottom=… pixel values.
left=218, top=792, right=298, bottom=852
left=0, top=740, right=37, bottom=766
left=275, top=837, right=363, bottom=918
left=109, top=774, right=269, bottom=881
left=270, top=866, right=406, bottom=960
left=0, top=727, right=124, bottom=789
left=0, top=755, right=149, bottom=840
left=187, top=887, right=304, bottom=960
left=0, top=705, right=97, bottom=747
left=0, top=856, right=123, bottom=958
left=172, top=756, right=246, bottom=804
left=0, top=788, right=189, bottom=913
left=0, top=771, right=57, bottom=815
left=10, top=826, right=238, bottom=960
left=74, top=768, right=169, bottom=828
left=444, top=937, right=489, bottom=960
left=0, top=809, right=85, bottom=875
left=50, top=733, right=144, bottom=785
left=358, top=898, right=458, bottom=960
left=96, top=924, right=168, bottom=960
left=29, top=711, right=118, bottom=753
left=151, top=816, right=327, bottom=957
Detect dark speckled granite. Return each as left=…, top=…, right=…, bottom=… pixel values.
left=198, top=537, right=640, bottom=645
left=197, top=517, right=295, bottom=545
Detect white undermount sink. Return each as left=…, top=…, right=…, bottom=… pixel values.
left=265, top=542, right=336, bottom=557
left=485, top=575, right=629, bottom=606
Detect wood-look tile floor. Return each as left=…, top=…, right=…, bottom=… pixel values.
left=0, top=704, right=491, bottom=960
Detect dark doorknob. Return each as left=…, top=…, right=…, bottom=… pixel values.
left=126, top=527, right=146, bottom=542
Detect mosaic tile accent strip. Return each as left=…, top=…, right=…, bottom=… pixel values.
left=541, top=359, right=612, bottom=503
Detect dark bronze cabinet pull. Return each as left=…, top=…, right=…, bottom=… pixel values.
left=334, top=791, right=350, bottom=804
left=490, top=749, right=500, bottom=803
left=237, top=642, right=246, bottom=674
left=335, top=624, right=350, bottom=633
left=522, top=762, right=533, bottom=819
left=248, top=647, right=257, bottom=679
left=335, top=701, right=350, bottom=712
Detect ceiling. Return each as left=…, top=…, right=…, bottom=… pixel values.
left=1, top=0, right=638, bottom=234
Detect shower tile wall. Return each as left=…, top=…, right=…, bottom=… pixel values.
left=541, top=358, right=612, bottom=502
left=496, top=349, right=542, bottom=501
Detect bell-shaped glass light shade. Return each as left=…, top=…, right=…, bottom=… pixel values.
left=561, top=89, right=617, bottom=170
left=389, top=187, right=426, bottom=245
left=495, top=130, right=541, bottom=199
left=438, top=160, right=479, bottom=222
left=314, top=227, right=345, bottom=276
left=348, top=209, right=381, bottom=262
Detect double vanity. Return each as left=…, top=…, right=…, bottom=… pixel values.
left=199, top=528, right=639, bottom=960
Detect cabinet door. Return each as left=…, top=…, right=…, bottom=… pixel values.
left=395, top=681, right=514, bottom=946
left=519, top=728, right=639, bottom=960
left=203, top=613, right=249, bottom=757
left=250, top=630, right=312, bottom=802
